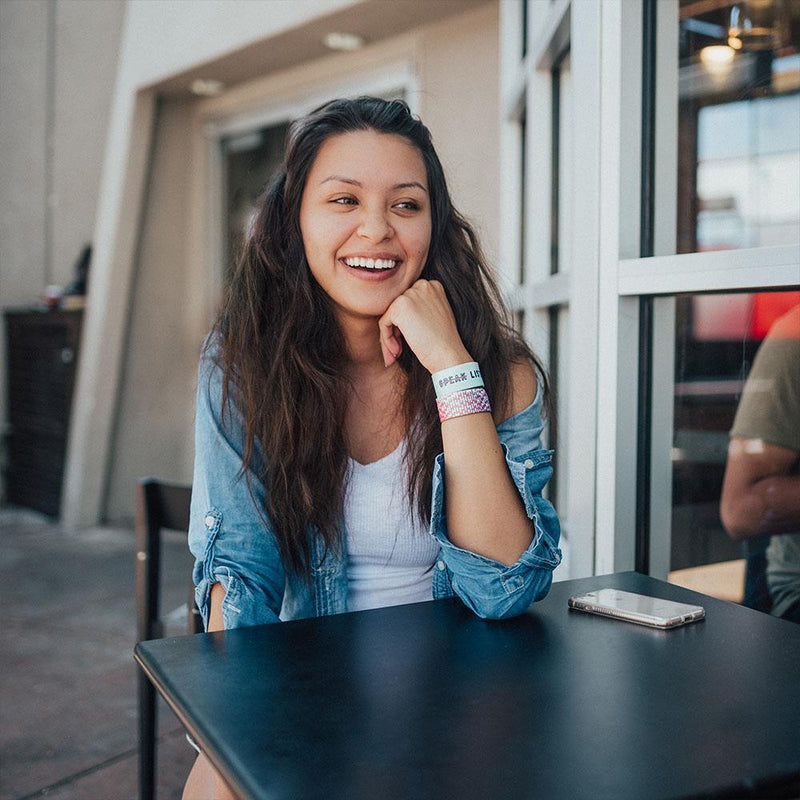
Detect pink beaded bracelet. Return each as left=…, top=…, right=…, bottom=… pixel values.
left=436, top=387, right=492, bottom=422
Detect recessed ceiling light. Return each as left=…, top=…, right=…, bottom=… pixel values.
left=323, top=32, right=365, bottom=52
left=700, top=45, right=735, bottom=66
left=699, top=45, right=736, bottom=75
left=190, top=78, right=225, bottom=97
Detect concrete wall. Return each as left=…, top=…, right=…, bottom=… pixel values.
left=100, top=1, right=500, bottom=522
left=0, top=0, right=125, bottom=497
left=0, top=0, right=48, bottom=303
left=417, top=2, right=500, bottom=266
left=103, top=98, right=198, bottom=520
left=0, top=0, right=125, bottom=295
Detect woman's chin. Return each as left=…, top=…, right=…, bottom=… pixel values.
left=333, top=301, right=391, bottom=325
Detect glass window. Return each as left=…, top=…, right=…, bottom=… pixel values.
left=677, top=0, right=800, bottom=254
left=222, top=122, right=290, bottom=275
left=553, top=51, right=572, bottom=275
left=668, top=289, right=800, bottom=616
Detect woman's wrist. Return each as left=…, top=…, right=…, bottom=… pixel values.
left=432, top=358, right=491, bottom=422
left=436, top=386, right=491, bottom=422
left=426, top=347, right=473, bottom=375
left=431, top=361, right=482, bottom=399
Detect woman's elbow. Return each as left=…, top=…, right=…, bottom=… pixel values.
left=467, top=570, right=554, bottom=621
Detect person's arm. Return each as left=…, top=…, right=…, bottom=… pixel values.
left=184, top=346, right=284, bottom=800
left=182, top=585, right=238, bottom=800
left=380, top=279, right=536, bottom=564
left=188, top=344, right=285, bottom=631
left=720, top=437, right=800, bottom=539
left=440, top=360, right=537, bottom=564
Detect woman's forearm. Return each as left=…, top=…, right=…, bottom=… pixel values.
left=441, top=410, right=534, bottom=566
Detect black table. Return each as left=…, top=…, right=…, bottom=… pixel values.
left=135, top=571, right=800, bottom=800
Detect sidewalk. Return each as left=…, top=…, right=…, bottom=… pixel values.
left=1, top=508, right=196, bottom=800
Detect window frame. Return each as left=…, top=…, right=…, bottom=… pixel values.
left=499, top=0, right=800, bottom=581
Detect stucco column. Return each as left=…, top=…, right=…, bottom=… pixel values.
left=61, top=88, right=158, bottom=528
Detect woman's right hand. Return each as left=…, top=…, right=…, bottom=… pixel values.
left=378, top=279, right=471, bottom=373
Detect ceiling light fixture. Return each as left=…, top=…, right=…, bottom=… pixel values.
left=323, top=32, right=365, bottom=52
left=700, top=44, right=737, bottom=74
left=190, top=78, right=225, bottom=97
left=728, top=0, right=789, bottom=51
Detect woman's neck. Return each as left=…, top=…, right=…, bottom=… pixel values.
left=341, top=316, right=387, bottom=375
left=342, top=320, right=406, bottom=464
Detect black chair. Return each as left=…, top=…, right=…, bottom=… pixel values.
left=136, top=478, right=201, bottom=800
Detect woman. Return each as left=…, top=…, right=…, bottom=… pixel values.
left=185, top=97, right=561, bottom=797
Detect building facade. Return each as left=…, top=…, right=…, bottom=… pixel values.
left=2, top=0, right=798, bottom=596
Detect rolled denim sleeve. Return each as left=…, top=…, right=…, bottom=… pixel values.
left=429, top=390, right=562, bottom=620
left=188, top=346, right=286, bottom=630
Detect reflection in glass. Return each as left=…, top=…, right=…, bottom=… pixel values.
left=222, top=122, right=290, bottom=277
left=720, top=298, right=800, bottom=619
left=677, top=0, right=800, bottom=253
left=669, top=290, right=800, bottom=618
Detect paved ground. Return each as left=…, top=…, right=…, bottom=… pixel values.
left=2, top=508, right=197, bottom=800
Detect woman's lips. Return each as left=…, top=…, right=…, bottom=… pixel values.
left=339, top=256, right=402, bottom=280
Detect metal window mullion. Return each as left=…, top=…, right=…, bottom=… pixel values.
left=594, top=0, right=643, bottom=576
left=618, top=245, right=800, bottom=294
left=635, top=0, right=658, bottom=576
left=561, top=0, right=602, bottom=579
left=647, top=0, right=680, bottom=580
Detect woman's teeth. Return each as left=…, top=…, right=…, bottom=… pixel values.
left=343, top=257, right=397, bottom=270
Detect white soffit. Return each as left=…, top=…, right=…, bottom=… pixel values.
left=148, top=0, right=493, bottom=98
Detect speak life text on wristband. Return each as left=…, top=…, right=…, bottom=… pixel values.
left=431, top=361, right=483, bottom=399
left=437, top=387, right=492, bottom=422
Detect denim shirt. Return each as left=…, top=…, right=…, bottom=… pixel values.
left=189, top=348, right=562, bottom=630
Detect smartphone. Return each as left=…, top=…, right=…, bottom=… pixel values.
left=568, top=588, right=705, bottom=629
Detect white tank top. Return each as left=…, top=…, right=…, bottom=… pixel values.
left=344, top=441, right=440, bottom=612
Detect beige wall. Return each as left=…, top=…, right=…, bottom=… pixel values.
left=50, top=1, right=126, bottom=283
left=0, top=0, right=48, bottom=302
left=100, top=2, right=500, bottom=523
left=0, top=0, right=125, bottom=499
left=103, top=98, right=198, bottom=520
left=0, top=0, right=124, bottom=294
left=418, top=2, right=500, bottom=266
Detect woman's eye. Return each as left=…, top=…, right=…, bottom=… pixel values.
left=332, top=196, right=357, bottom=206
left=394, top=200, right=420, bottom=211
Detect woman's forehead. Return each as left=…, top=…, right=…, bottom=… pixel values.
left=308, top=130, right=427, bottom=188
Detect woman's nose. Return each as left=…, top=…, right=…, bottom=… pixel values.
left=357, top=208, right=393, bottom=242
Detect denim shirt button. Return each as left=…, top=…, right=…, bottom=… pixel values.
left=204, top=514, right=216, bottom=530
left=437, top=560, right=446, bottom=571
left=523, top=458, right=534, bottom=470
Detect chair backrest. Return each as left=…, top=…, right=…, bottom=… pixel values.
left=135, top=477, right=199, bottom=642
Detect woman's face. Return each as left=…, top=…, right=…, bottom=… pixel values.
left=299, top=129, right=432, bottom=325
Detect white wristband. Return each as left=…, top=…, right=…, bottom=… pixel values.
left=431, top=361, right=483, bottom=399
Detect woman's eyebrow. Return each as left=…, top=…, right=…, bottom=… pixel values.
left=393, top=181, right=428, bottom=193
left=320, top=175, right=362, bottom=186
left=320, top=176, right=428, bottom=193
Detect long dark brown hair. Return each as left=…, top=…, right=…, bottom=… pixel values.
left=211, top=97, right=547, bottom=577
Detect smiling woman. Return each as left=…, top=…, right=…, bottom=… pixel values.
left=183, top=97, right=562, bottom=800
left=299, top=130, right=432, bottom=327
